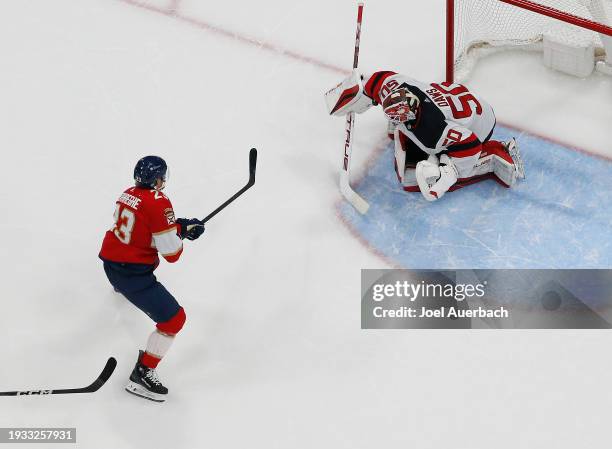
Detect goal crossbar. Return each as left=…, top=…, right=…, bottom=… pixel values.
left=447, top=0, right=612, bottom=82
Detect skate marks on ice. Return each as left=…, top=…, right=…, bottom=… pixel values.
left=338, top=126, right=612, bottom=269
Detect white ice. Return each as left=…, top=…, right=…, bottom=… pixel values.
left=0, top=1, right=611, bottom=448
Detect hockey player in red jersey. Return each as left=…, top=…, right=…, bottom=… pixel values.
left=325, top=71, right=525, bottom=201
left=99, top=156, right=204, bottom=402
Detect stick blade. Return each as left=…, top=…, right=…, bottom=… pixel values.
left=340, top=173, right=369, bottom=214
left=87, top=357, right=117, bottom=392
left=249, top=148, right=257, bottom=179
left=100, top=357, right=118, bottom=382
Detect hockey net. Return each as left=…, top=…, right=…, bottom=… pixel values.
left=447, top=0, right=612, bottom=81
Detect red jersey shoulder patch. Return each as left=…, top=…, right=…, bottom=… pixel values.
left=163, top=208, right=176, bottom=225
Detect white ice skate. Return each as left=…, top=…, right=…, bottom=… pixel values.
left=505, top=137, right=525, bottom=180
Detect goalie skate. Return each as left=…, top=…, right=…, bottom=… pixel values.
left=505, top=138, right=525, bottom=180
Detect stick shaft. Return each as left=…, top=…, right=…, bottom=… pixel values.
left=338, top=3, right=369, bottom=214
left=201, top=148, right=257, bottom=224
left=202, top=182, right=253, bottom=224
left=344, top=2, right=364, bottom=174
left=0, top=357, right=116, bottom=396
left=353, top=3, right=364, bottom=69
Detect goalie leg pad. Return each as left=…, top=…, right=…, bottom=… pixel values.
left=388, top=120, right=396, bottom=140
left=398, top=163, right=420, bottom=191
left=481, top=140, right=523, bottom=187
left=395, top=130, right=432, bottom=188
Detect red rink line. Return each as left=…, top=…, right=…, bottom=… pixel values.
left=118, top=0, right=348, bottom=75
left=500, top=120, right=612, bottom=162
left=118, top=0, right=608, bottom=161
left=334, top=122, right=612, bottom=269
left=168, top=0, right=181, bottom=13
left=118, top=0, right=610, bottom=268
left=334, top=136, right=404, bottom=269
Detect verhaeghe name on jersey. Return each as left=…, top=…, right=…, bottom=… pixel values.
left=373, top=306, right=509, bottom=319
left=118, top=192, right=142, bottom=210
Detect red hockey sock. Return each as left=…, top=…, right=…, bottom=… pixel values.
left=141, top=351, right=161, bottom=369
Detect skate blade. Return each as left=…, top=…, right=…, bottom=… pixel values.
left=511, top=152, right=525, bottom=180
left=507, top=139, right=525, bottom=180
left=125, top=381, right=166, bottom=403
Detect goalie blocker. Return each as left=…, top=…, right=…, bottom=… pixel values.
left=325, top=70, right=525, bottom=201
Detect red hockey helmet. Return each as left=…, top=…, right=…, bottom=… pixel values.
left=382, top=88, right=420, bottom=125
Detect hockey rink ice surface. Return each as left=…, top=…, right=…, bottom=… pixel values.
left=339, top=125, right=612, bottom=268
left=1, top=1, right=611, bottom=449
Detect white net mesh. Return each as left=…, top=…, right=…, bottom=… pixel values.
left=453, top=0, right=612, bottom=80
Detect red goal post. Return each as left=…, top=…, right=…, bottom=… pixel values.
left=447, top=0, right=612, bottom=82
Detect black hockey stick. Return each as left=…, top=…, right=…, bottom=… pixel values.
left=202, top=148, right=257, bottom=224
left=0, top=357, right=117, bottom=396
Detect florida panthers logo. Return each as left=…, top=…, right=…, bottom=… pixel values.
left=164, top=208, right=176, bottom=225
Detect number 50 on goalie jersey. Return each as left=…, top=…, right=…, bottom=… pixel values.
left=99, top=187, right=183, bottom=265
left=364, top=71, right=497, bottom=156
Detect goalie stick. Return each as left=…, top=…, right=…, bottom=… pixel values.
left=340, top=2, right=370, bottom=214
left=201, top=148, right=257, bottom=224
left=0, top=357, right=117, bottom=396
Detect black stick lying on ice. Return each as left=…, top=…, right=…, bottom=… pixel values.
left=202, top=148, right=257, bottom=224
left=0, top=357, right=117, bottom=396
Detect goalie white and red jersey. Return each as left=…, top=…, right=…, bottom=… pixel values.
left=365, top=72, right=496, bottom=169
left=99, top=187, right=183, bottom=265
left=325, top=69, right=523, bottom=200
left=358, top=71, right=520, bottom=197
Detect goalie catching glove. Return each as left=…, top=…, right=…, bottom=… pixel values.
left=176, top=218, right=205, bottom=241
left=324, top=71, right=375, bottom=116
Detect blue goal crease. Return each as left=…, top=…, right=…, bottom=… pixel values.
left=338, top=126, right=612, bottom=269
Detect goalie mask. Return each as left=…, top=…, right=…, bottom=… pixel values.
left=382, top=88, right=420, bottom=125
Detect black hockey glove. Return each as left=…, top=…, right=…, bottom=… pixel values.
left=176, top=218, right=205, bottom=241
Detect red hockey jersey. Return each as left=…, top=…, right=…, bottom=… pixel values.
left=99, top=187, right=183, bottom=265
